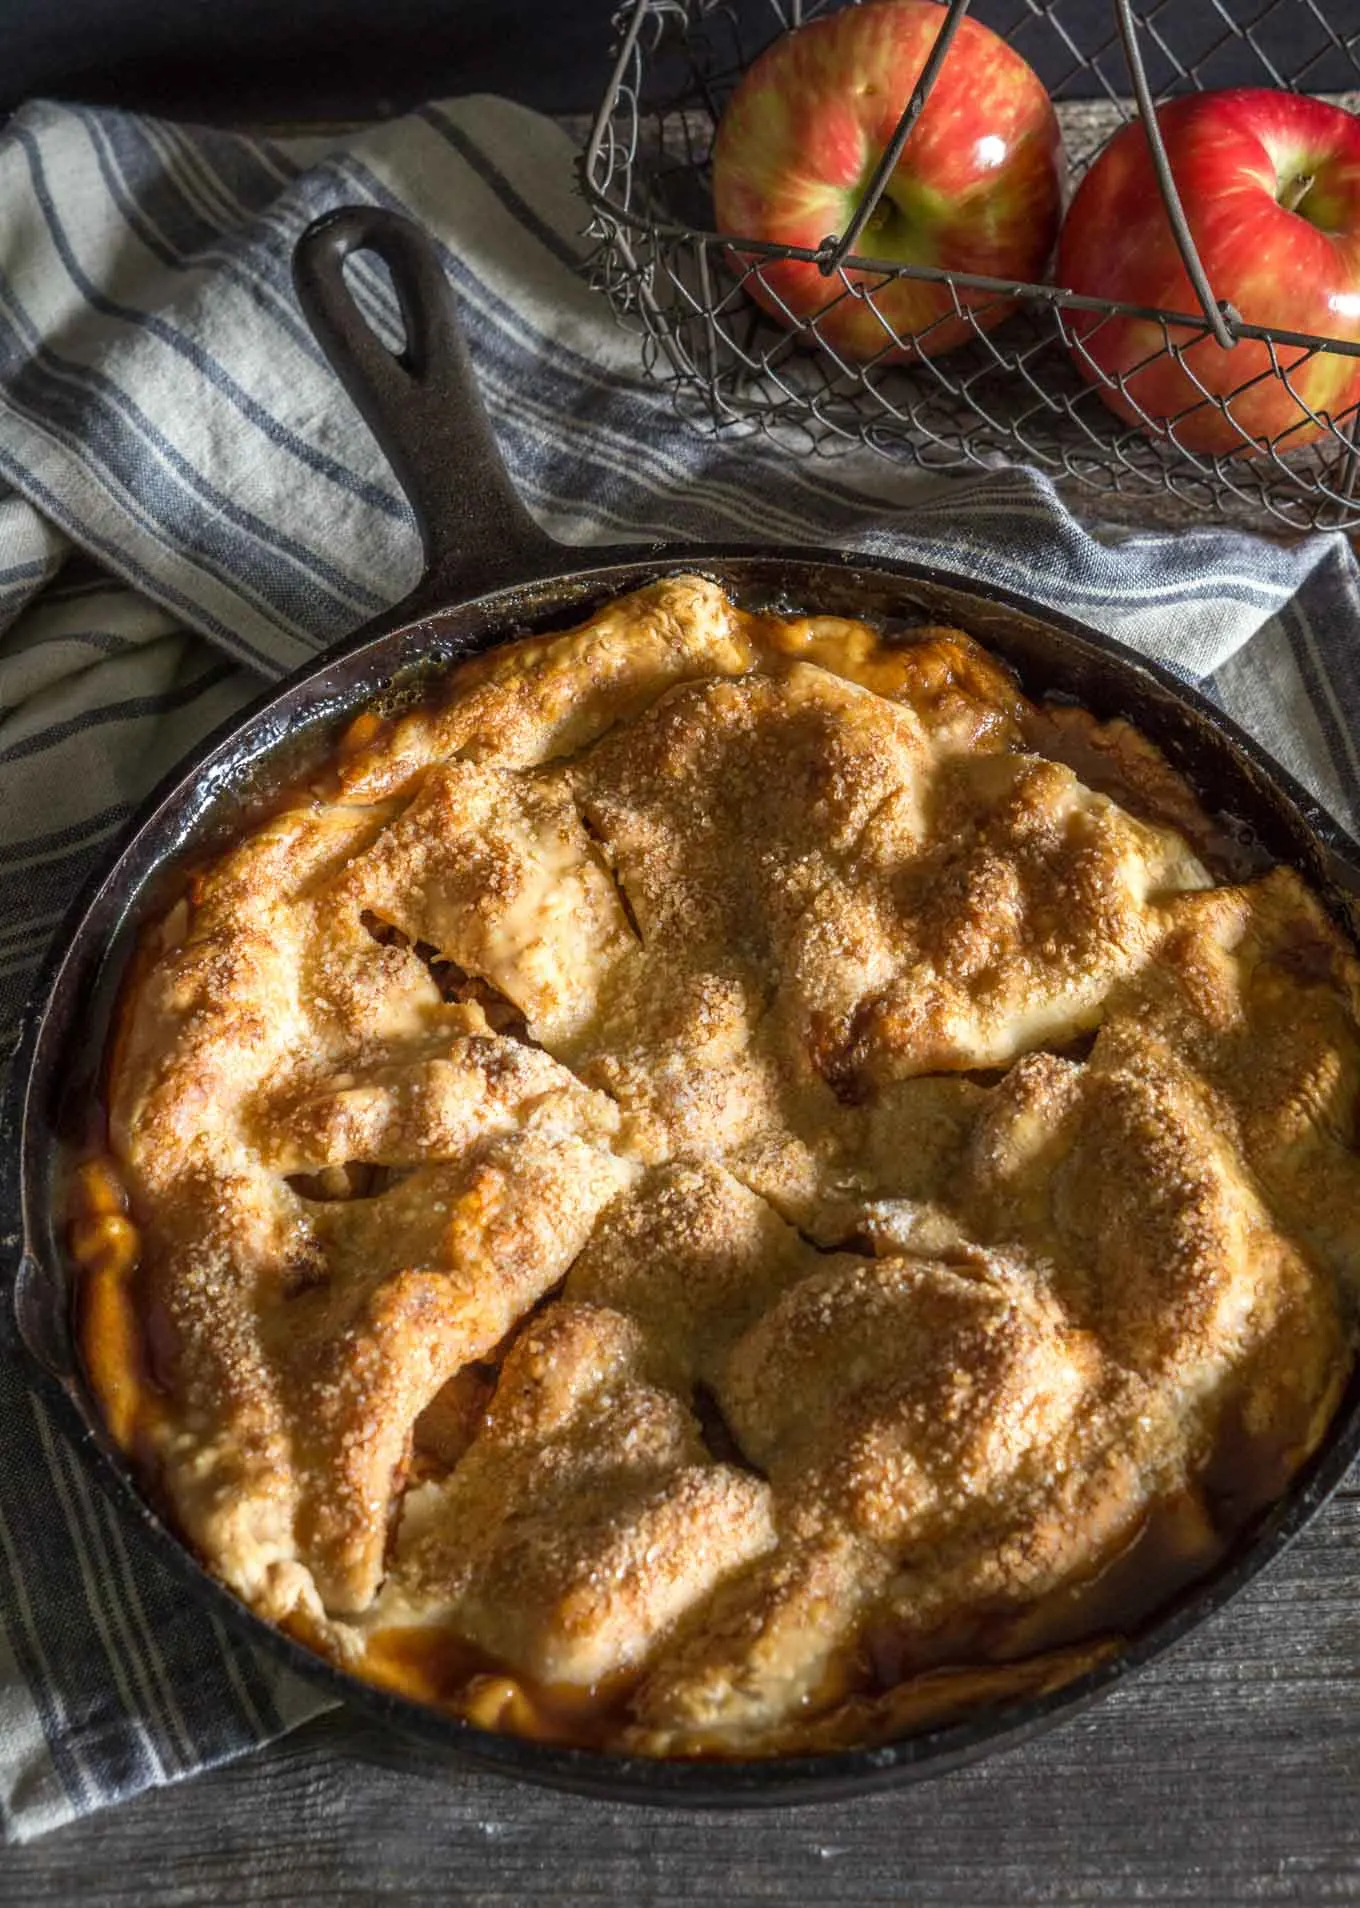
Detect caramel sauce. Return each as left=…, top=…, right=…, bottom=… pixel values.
left=362, top=1626, right=642, bottom=1750
left=357, top=1621, right=1106, bottom=1756
left=69, top=1154, right=167, bottom=1464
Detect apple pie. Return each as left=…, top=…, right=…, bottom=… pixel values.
left=71, top=575, right=1360, bottom=1757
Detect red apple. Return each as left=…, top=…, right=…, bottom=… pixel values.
left=1057, top=89, right=1360, bottom=456
left=711, top=0, right=1062, bottom=362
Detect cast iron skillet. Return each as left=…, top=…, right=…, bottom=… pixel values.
left=4, top=205, right=1360, bottom=1810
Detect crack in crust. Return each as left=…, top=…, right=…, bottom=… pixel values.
left=87, top=575, right=1360, bottom=1756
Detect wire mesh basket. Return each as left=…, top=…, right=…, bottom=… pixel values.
left=581, top=0, right=1360, bottom=532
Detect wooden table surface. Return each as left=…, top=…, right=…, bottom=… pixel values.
left=3, top=1475, right=1359, bottom=1905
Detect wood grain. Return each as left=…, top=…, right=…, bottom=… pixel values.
left=6, top=1480, right=1360, bottom=1906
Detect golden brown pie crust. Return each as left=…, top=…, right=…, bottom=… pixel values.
left=72, top=575, right=1360, bottom=1757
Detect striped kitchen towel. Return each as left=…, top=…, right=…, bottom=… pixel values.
left=1, top=91, right=1359, bottom=1842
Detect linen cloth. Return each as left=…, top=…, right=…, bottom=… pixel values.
left=0, top=92, right=1358, bottom=1844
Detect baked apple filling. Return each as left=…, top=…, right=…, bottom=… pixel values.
left=72, top=575, right=1360, bottom=1756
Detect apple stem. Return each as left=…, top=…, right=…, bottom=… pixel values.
left=1280, top=171, right=1315, bottom=216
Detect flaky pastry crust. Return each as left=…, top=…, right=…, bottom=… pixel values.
left=76, top=575, right=1360, bottom=1757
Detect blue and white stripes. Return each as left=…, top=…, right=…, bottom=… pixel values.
left=0, top=90, right=1358, bottom=1842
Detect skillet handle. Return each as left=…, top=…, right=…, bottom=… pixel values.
left=292, top=205, right=565, bottom=609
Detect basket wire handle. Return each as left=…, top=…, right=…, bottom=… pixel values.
left=1114, top=0, right=1238, bottom=352
left=819, top=0, right=973, bottom=275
